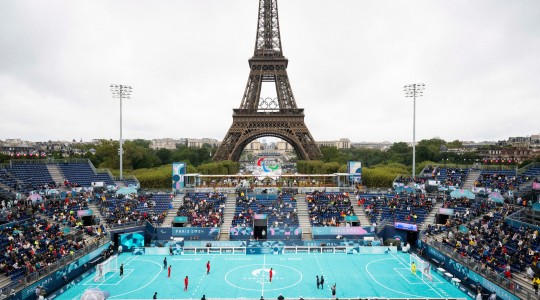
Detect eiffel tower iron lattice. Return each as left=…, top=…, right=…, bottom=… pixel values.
left=213, top=0, right=322, bottom=162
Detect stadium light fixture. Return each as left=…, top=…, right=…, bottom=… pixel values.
left=403, top=83, right=425, bottom=178
left=110, top=84, right=132, bottom=180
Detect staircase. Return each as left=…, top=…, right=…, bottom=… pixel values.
left=219, top=194, right=238, bottom=241
left=352, top=198, right=370, bottom=227
left=46, top=164, right=64, bottom=187
left=517, top=175, right=540, bottom=196
left=0, top=182, right=16, bottom=198
left=0, top=273, right=12, bottom=290
left=295, top=195, right=312, bottom=241
left=161, top=194, right=184, bottom=227
left=462, top=169, right=480, bottom=190
left=87, top=201, right=109, bottom=231
left=420, top=200, right=444, bottom=231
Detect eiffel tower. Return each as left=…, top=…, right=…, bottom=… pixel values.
left=213, top=0, right=322, bottom=162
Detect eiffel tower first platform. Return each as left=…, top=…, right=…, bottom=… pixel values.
left=213, top=0, right=322, bottom=162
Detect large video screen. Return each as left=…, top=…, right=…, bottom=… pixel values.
left=119, top=232, right=145, bottom=250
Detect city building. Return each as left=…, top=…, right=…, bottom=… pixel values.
left=316, top=138, right=351, bottom=149
left=150, top=138, right=184, bottom=150
left=186, top=138, right=220, bottom=148
left=477, top=148, right=533, bottom=163
left=351, top=141, right=393, bottom=151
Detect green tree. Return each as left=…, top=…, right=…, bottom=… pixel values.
left=387, top=142, right=411, bottom=165
left=123, top=141, right=161, bottom=169
left=155, top=148, right=173, bottom=164
left=446, top=140, right=463, bottom=148
left=0, top=153, right=10, bottom=164
left=95, top=140, right=119, bottom=169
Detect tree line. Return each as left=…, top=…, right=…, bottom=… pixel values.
left=2, top=137, right=538, bottom=188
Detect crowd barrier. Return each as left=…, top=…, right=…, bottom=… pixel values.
left=311, top=226, right=373, bottom=239
left=420, top=239, right=525, bottom=300
left=155, top=227, right=220, bottom=240
left=131, top=245, right=397, bottom=256
left=180, top=187, right=357, bottom=194
left=10, top=240, right=111, bottom=300
left=229, top=226, right=302, bottom=240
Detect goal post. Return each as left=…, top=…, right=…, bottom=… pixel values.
left=94, top=255, right=118, bottom=282
left=410, top=253, right=433, bottom=281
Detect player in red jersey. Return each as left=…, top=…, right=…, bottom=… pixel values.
left=206, top=261, right=210, bottom=275
left=269, top=268, right=273, bottom=282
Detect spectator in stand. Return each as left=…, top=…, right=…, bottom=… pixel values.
left=177, top=193, right=225, bottom=227
left=307, top=191, right=353, bottom=227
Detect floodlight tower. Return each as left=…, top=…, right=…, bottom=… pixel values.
left=110, top=84, right=132, bottom=180
left=404, top=83, right=425, bottom=178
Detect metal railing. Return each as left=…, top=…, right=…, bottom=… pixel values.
left=9, top=158, right=91, bottom=166
left=181, top=298, right=466, bottom=300
left=425, top=163, right=517, bottom=171
left=426, top=239, right=535, bottom=300
left=111, top=174, right=140, bottom=187
left=517, top=162, right=540, bottom=175
left=95, top=168, right=113, bottom=177
left=0, top=238, right=108, bottom=296
left=107, top=220, right=147, bottom=229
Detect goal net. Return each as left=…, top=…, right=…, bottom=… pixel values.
left=410, top=253, right=433, bottom=281
left=94, top=255, right=118, bottom=282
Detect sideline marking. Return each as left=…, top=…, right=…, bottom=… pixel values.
left=314, top=254, right=329, bottom=290
left=365, top=258, right=425, bottom=298
left=108, top=259, right=162, bottom=298
left=391, top=254, right=446, bottom=298
left=83, top=269, right=134, bottom=286
left=262, top=255, right=266, bottom=297
left=191, top=255, right=216, bottom=297
left=224, top=263, right=303, bottom=292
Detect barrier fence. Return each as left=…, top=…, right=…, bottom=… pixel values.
left=131, top=245, right=397, bottom=256
left=90, top=298, right=467, bottom=300
left=425, top=239, right=532, bottom=300
left=0, top=238, right=109, bottom=298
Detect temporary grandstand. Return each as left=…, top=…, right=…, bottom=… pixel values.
left=0, top=159, right=139, bottom=199
left=1, top=162, right=540, bottom=299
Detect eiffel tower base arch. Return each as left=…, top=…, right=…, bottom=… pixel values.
left=213, top=111, right=322, bottom=162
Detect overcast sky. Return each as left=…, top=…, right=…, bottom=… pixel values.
left=1, top=0, right=539, bottom=143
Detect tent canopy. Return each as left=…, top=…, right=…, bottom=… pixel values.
left=395, top=186, right=416, bottom=194
left=116, top=187, right=138, bottom=196
left=488, top=192, right=504, bottom=203
left=80, top=288, right=110, bottom=300
left=450, top=189, right=476, bottom=200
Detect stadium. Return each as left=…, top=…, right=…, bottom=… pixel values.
left=1, top=1, right=540, bottom=300
left=1, top=157, right=540, bottom=300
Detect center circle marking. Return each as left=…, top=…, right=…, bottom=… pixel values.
left=224, top=263, right=303, bottom=292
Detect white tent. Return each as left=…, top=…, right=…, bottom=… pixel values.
left=115, top=187, right=137, bottom=196
left=80, top=288, right=110, bottom=300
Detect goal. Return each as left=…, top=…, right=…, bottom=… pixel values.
left=410, top=253, right=433, bottom=281
left=94, top=255, right=118, bottom=282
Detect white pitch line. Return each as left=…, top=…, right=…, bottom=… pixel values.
left=391, top=253, right=445, bottom=298
left=191, top=255, right=216, bottom=297
left=314, top=254, right=327, bottom=290
left=365, top=257, right=424, bottom=298
left=261, top=254, right=266, bottom=297
left=109, top=259, right=162, bottom=298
